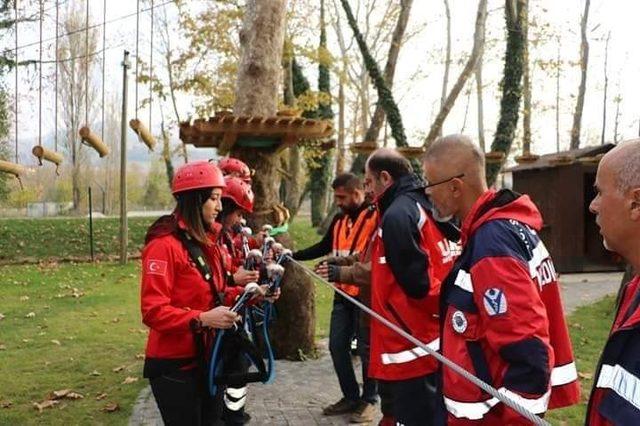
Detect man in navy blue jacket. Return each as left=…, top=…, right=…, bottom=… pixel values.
left=586, top=139, right=640, bottom=425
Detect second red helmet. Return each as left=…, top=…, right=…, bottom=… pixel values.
left=218, top=157, right=252, bottom=183
left=222, top=176, right=254, bottom=213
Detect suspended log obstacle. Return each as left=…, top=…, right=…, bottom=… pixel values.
left=32, top=146, right=64, bottom=175
left=179, top=111, right=333, bottom=156
left=129, top=119, right=156, bottom=151
left=0, top=160, right=28, bottom=189
left=79, top=126, right=110, bottom=157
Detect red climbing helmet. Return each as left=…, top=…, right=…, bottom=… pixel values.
left=222, top=176, right=254, bottom=213
left=218, top=157, right=252, bottom=183
left=171, top=161, right=226, bottom=195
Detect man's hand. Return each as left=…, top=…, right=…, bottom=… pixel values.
left=199, top=306, right=240, bottom=329
left=315, top=261, right=339, bottom=282
left=233, top=267, right=260, bottom=286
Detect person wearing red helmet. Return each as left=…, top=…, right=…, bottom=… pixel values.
left=219, top=157, right=253, bottom=183
left=215, top=175, right=261, bottom=425
left=141, top=160, right=245, bottom=425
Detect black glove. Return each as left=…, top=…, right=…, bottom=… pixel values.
left=327, top=264, right=340, bottom=282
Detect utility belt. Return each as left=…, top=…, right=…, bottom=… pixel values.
left=142, top=357, right=198, bottom=379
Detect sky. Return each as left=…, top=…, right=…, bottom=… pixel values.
left=2, top=0, right=640, bottom=169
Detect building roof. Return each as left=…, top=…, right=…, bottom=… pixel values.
left=505, top=143, right=616, bottom=172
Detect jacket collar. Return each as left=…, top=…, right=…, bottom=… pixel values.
left=376, top=174, right=425, bottom=214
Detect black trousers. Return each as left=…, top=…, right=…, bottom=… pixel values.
left=150, top=368, right=220, bottom=426
left=386, top=373, right=440, bottom=426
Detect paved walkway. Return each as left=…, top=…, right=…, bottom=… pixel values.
left=129, top=272, right=623, bottom=426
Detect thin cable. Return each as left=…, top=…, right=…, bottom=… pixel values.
left=135, top=0, right=140, bottom=119
left=149, top=0, right=154, bottom=130
left=14, top=0, right=18, bottom=164
left=2, top=0, right=173, bottom=64
left=38, top=0, right=43, bottom=148
left=101, top=0, right=106, bottom=142
left=288, top=258, right=552, bottom=426
left=85, top=0, right=90, bottom=126
left=40, top=42, right=123, bottom=65
left=55, top=0, right=59, bottom=152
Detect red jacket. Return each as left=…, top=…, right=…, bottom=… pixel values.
left=441, top=190, right=580, bottom=425
left=587, top=275, right=640, bottom=426
left=369, top=175, right=459, bottom=381
left=140, top=215, right=242, bottom=360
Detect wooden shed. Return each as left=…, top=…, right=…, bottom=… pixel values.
left=505, top=143, right=624, bottom=273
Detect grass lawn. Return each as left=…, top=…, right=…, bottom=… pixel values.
left=0, top=217, right=155, bottom=263
left=546, top=294, right=616, bottom=425
left=0, top=262, right=146, bottom=425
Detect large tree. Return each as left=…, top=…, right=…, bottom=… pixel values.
left=58, top=2, right=99, bottom=211
left=308, top=0, right=334, bottom=226
left=230, top=0, right=316, bottom=359
left=423, top=0, right=487, bottom=147
left=485, top=0, right=528, bottom=186
left=570, top=0, right=591, bottom=149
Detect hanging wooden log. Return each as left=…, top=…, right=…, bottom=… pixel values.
left=32, top=146, right=64, bottom=175
left=397, top=146, right=426, bottom=159
left=0, top=159, right=27, bottom=189
left=129, top=119, right=156, bottom=151
left=485, top=151, right=506, bottom=164
left=79, top=126, right=110, bottom=157
left=514, top=152, right=540, bottom=164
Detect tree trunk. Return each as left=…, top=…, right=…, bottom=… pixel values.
left=485, top=0, right=528, bottom=186
left=344, top=0, right=413, bottom=174
left=601, top=31, right=610, bottom=145
left=570, top=0, right=590, bottom=150
left=336, top=76, right=346, bottom=174
left=475, top=57, right=486, bottom=152
left=160, top=118, right=174, bottom=187
left=440, top=0, right=452, bottom=135
left=340, top=0, right=409, bottom=149
left=230, top=0, right=315, bottom=359
left=460, top=86, right=472, bottom=133
left=522, top=3, right=532, bottom=154
left=423, top=0, right=487, bottom=147
left=281, top=42, right=304, bottom=219
left=613, top=94, right=622, bottom=143
left=556, top=36, right=561, bottom=152
left=309, top=0, right=334, bottom=226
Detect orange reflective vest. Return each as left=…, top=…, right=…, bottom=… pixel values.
left=332, top=205, right=378, bottom=296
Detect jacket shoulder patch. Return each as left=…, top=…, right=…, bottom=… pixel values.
left=483, top=288, right=507, bottom=316
left=146, top=259, right=168, bottom=276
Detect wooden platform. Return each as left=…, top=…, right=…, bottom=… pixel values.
left=179, top=113, right=334, bottom=155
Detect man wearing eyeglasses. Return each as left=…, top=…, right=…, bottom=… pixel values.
left=423, top=134, right=580, bottom=425
left=364, top=148, right=459, bottom=426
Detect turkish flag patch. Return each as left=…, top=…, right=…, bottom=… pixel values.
left=147, top=259, right=168, bottom=276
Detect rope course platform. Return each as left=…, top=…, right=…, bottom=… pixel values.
left=179, top=111, right=334, bottom=156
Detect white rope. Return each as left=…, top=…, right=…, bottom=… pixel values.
left=288, top=258, right=551, bottom=426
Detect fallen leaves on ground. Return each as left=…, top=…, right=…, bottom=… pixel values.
left=112, top=365, right=125, bottom=373
left=33, top=400, right=59, bottom=412
left=102, top=402, right=119, bottom=412
left=89, top=370, right=101, bottom=376
left=122, top=376, right=138, bottom=384
left=51, top=389, right=84, bottom=400
left=95, top=393, right=108, bottom=401
left=25, top=312, right=36, bottom=318
left=578, top=371, right=593, bottom=380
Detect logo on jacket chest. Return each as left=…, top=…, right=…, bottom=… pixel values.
left=452, top=310, right=468, bottom=333
left=483, top=288, right=507, bottom=316
left=437, top=240, right=461, bottom=264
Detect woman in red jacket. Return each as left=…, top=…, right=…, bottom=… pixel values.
left=140, top=160, right=242, bottom=426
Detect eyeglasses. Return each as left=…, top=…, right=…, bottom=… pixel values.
left=424, top=173, right=465, bottom=189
